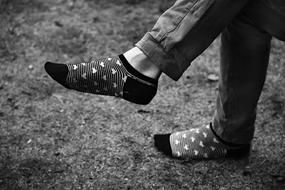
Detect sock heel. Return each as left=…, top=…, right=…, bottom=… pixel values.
left=123, top=77, right=157, bottom=105
left=226, top=144, right=251, bottom=158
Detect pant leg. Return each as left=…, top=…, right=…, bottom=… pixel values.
left=244, top=0, right=285, bottom=41
left=212, top=12, right=272, bottom=145
left=136, top=0, right=250, bottom=81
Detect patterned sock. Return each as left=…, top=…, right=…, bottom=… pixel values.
left=44, top=54, right=157, bottom=105
left=154, top=123, right=250, bottom=160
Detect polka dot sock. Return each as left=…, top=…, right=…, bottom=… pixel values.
left=154, top=123, right=250, bottom=160
left=44, top=54, right=158, bottom=105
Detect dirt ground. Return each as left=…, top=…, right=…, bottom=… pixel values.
left=0, top=0, right=284, bottom=189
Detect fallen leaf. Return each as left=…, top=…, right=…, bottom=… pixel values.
left=207, top=74, right=219, bottom=82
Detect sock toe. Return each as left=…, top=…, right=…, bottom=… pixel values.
left=45, top=62, right=69, bottom=88
left=154, top=134, right=172, bottom=157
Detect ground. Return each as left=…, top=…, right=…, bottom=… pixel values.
left=0, top=0, right=284, bottom=189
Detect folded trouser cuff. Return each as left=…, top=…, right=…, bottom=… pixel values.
left=135, top=33, right=188, bottom=81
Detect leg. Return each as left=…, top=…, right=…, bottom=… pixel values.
left=136, top=0, right=250, bottom=80
left=45, top=0, right=249, bottom=105
left=212, top=7, right=272, bottom=145
left=155, top=4, right=272, bottom=160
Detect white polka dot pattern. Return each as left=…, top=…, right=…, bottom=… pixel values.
left=66, top=57, right=128, bottom=97
left=169, top=125, right=229, bottom=160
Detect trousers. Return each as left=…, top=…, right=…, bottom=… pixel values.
left=136, top=0, right=285, bottom=144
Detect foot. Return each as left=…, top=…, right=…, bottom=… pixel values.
left=154, top=123, right=250, bottom=160
left=45, top=54, right=158, bottom=105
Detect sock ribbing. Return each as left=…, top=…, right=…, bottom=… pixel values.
left=118, top=54, right=157, bottom=85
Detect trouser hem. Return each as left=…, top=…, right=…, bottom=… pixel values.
left=136, top=33, right=188, bottom=81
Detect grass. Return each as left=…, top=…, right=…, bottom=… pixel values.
left=0, top=0, right=284, bottom=189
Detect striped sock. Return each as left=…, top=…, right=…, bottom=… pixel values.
left=154, top=124, right=250, bottom=160
left=170, top=124, right=228, bottom=159
left=45, top=54, right=157, bottom=105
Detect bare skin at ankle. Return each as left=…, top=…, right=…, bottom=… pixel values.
left=123, top=47, right=162, bottom=80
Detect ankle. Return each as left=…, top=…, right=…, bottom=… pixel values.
left=123, top=47, right=162, bottom=80
left=209, top=123, right=249, bottom=147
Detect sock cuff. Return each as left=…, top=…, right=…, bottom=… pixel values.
left=210, top=123, right=249, bottom=148
left=119, top=54, right=157, bottom=85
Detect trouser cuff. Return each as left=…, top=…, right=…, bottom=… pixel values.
left=211, top=113, right=255, bottom=145
left=135, top=33, right=188, bottom=81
